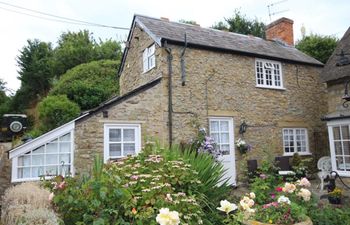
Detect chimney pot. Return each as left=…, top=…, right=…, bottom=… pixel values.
left=160, top=17, right=169, bottom=21
left=265, top=17, right=294, bottom=46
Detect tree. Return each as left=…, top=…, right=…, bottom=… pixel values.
left=38, top=95, right=80, bottom=132
left=296, top=34, right=338, bottom=64
left=178, top=19, right=198, bottom=25
left=12, top=39, right=54, bottom=111
left=212, top=9, right=266, bottom=38
left=52, top=30, right=122, bottom=77
left=0, top=79, right=10, bottom=117
left=50, top=60, right=119, bottom=110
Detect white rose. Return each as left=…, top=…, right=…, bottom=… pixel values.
left=277, top=195, right=291, bottom=205
left=217, top=200, right=238, bottom=214
left=156, top=208, right=180, bottom=225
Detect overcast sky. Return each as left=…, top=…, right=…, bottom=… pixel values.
left=0, top=0, right=349, bottom=92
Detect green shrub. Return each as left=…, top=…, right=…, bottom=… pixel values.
left=49, top=150, right=205, bottom=224
left=50, top=60, right=119, bottom=110
left=308, top=204, right=350, bottom=225
left=38, top=95, right=80, bottom=131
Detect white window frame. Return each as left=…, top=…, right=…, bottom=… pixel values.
left=208, top=117, right=234, bottom=155
left=282, top=128, right=310, bottom=156
left=327, top=119, right=350, bottom=177
left=11, top=131, right=74, bottom=182
left=255, top=58, right=284, bottom=90
left=143, top=44, right=155, bottom=73
left=103, top=124, right=141, bottom=162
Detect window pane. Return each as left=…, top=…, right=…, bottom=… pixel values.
left=109, top=129, right=121, bottom=142
left=345, top=157, right=350, bottom=171
left=59, top=133, right=71, bottom=142
left=18, top=168, right=30, bottom=178
left=33, top=146, right=44, bottom=154
left=220, top=121, right=229, bottom=132
left=59, top=142, right=71, bottom=153
left=210, top=121, right=219, bottom=132
left=220, top=133, right=229, bottom=143
left=334, top=142, right=343, bottom=155
left=32, top=155, right=44, bottom=166
left=333, top=127, right=341, bottom=140
left=342, top=126, right=350, bottom=140
left=124, top=143, right=135, bottom=156
left=46, top=143, right=58, bottom=153
left=336, top=157, right=345, bottom=171
left=32, top=167, right=44, bottom=177
left=211, top=133, right=219, bottom=143
left=59, top=154, right=71, bottom=165
left=344, top=141, right=350, bottom=155
left=110, top=143, right=121, bottom=157
left=18, top=155, right=31, bottom=166
left=46, top=154, right=58, bottom=165
left=123, top=129, right=135, bottom=142
left=46, top=166, right=58, bottom=176
left=221, top=144, right=230, bottom=155
left=60, top=165, right=71, bottom=176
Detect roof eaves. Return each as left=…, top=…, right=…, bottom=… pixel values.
left=134, top=17, right=162, bottom=46
left=161, top=38, right=323, bottom=67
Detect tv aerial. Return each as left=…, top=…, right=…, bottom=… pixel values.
left=267, top=0, right=289, bottom=21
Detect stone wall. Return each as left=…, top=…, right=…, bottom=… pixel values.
left=326, top=80, right=350, bottom=113
left=161, top=45, right=328, bottom=177
left=119, top=25, right=165, bottom=95
left=74, top=82, right=167, bottom=174
left=0, top=143, right=12, bottom=199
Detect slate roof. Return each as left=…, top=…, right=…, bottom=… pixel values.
left=321, top=27, right=350, bottom=82
left=134, top=15, right=323, bottom=67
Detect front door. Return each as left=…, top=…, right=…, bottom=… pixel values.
left=209, top=117, right=236, bottom=185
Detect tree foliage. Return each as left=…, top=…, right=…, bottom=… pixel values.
left=212, top=9, right=266, bottom=38
left=12, top=39, right=54, bottom=111
left=0, top=79, right=10, bottom=117
left=178, top=19, right=198, bottom=25
left=50, top=60, right=119, bottom=110
left=295, top=34, right=338, bottom=63
left=38, top=95, right=80, bottom=132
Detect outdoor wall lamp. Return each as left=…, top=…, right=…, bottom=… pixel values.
left=239, top=121, right=248, bottom=134
left=342, top=80, right=350, bottom=108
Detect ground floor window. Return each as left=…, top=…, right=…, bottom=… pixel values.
left=328, top=121, right=350, bottom=176
left=13, top=132, right=73, bottom=181
left=104, top=124, right=141, bottom=161
left=282, top=128, right=309, bottom=155
left=209, top=117, right=234, bottom=155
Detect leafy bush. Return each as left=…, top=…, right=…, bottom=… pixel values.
left=50, top=60, right=119, bottom=110
left=1, top=182, right=59, bottom=225
left=49, top=149, right=207, bottom=224
left=308, top=204, right=350, bottom=225
left=37, top=95, right=80, bottom=131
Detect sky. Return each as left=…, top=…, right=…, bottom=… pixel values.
left=0, top=0, right=349, bottom=93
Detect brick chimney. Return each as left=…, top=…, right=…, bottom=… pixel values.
left=265, top=17, right=294, bottom=46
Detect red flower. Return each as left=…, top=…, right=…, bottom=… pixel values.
left=276, top=187, right=283, bottom=192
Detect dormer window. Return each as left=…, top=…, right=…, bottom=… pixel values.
left=143, top=44, right=155, bottom=73
left=255, top=59, right=283, bottom=89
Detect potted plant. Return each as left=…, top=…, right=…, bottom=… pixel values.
left=328, top=187, right=342, bottom=204
left=236, top=138, right=251, bottom=154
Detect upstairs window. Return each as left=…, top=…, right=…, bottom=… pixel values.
left=143, top=44, right=155, bottom=72
left=255, top=59, right=283, bottom=89
left=283, top=128, right=309, bottom=155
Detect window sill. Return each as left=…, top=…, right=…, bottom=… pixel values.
left=256, top=85, right=286, bottom=91
left=283, top=152, right=312, bottom=157
left=142, top=66, right=155, bottom=74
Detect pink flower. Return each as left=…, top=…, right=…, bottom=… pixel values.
left=260, top=174, right=267, bottom=179
left=58, top=181, right=66, bottom=190
left=131, top=175, right=139, bottom=180
left=297, top=178, right=311, bottom=187
left=271, top=193, right=276, bottom=199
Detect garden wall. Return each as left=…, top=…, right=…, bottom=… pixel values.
left=0, top=143, right=12, bottom=199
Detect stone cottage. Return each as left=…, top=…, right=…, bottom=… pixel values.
left=321, top=27, right=350, bottom=177
left=7, top=15, right=327, bottom=186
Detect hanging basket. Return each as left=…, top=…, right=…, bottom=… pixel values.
left=239, top=145, right=249, bottom=154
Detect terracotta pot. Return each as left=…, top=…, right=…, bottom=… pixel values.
left=243, top=216, right=313, bottom=225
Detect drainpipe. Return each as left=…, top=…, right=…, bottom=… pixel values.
left=164, top=41, right=173, bottom=147
left=180, top=33, right=187, bottom=86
